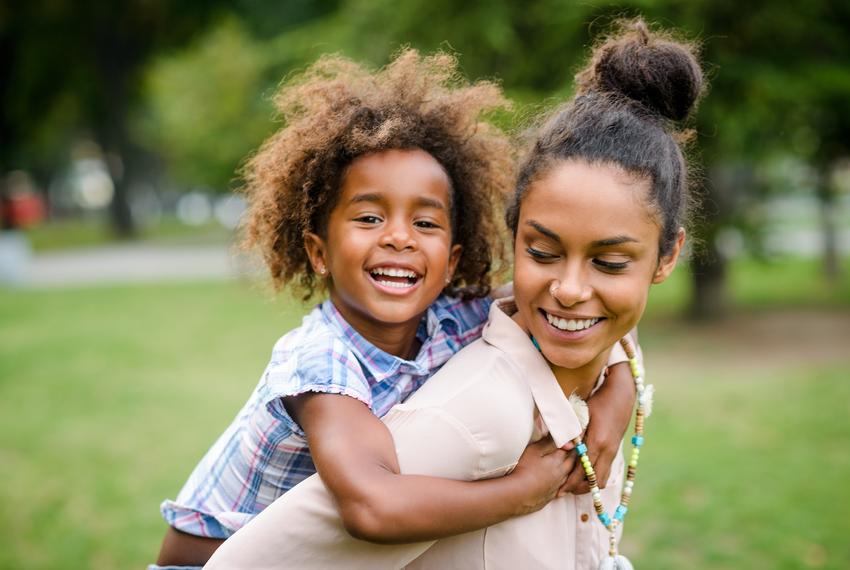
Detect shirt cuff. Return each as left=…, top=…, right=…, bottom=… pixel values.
left=160, top=500, right=255, bottom=539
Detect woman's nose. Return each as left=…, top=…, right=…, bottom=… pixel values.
left=551, top=263, right=592, bottom=307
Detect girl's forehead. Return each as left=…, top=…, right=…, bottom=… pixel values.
left=339, top=149, right=452, bottom=205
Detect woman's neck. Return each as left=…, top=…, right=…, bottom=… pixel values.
left=548, top=349, right=612, bottom=401
left=509, top=307, right=610, bottom=400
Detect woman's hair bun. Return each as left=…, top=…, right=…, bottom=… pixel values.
left=576, top=18, right=703, bottom=121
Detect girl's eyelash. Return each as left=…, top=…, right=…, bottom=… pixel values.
left=414, top=220, right=440, bottom=229
left=354, top=215, right=382, bottom=224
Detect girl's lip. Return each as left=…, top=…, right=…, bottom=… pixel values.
left=366, top=270, right=423, bottom=296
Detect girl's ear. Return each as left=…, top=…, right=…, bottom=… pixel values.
left=304, top=232, right=329, bottom=276
left=653, top=228, right=685, bottom=284
left=446, top=244, right=463, bottom=283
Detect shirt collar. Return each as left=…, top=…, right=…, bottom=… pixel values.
left=318, top=298, right=456, bottom=382
left=481, top=297, right=584, bottom=448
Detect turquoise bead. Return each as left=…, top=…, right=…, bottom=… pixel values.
left=576, top=443, right=588, bottom=455
left=599, top=513, right=612, bottom=526
left=631, top=435, right=644, bottom=447
left=614, top=505, right=628, bottom=521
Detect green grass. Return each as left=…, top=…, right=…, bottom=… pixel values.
left=1, top=257, right=849, bottom=568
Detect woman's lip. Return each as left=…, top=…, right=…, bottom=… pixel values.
left=539, top=308, right=601, bottom=320
left=537, top=309, right=601, bottom=339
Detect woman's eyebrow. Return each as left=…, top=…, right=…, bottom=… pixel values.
left=591, top=236, right=639, bottom=247
left=526, top=220, right=560, bottom=243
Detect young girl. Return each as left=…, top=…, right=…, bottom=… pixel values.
left=154, top=50, right=639, bottom=568
left=204, top=18, right=702, bottom=570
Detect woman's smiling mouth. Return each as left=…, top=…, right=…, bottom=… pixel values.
left=541, top=310, right=602, bottom=332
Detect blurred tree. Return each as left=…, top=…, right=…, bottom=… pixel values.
left=0, top=0, right=228, bottom=236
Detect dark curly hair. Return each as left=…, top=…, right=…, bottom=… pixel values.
left=507, top=18, right=704, bottom=257
left=241, top=49, right=514, bottom=300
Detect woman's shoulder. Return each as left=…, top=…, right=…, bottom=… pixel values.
left=390, top=338, right=536, bottom=475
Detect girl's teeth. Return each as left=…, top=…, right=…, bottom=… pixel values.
left=376, top=279, right=413, bottom=289
left=545, top=312, right=600, bottom=331
left=371, top=267, right=418, bottom=279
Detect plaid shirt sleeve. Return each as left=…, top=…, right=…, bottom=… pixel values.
left=160, top=317, right=374, bottom=538
left=263, top=333, right=373, bottom=436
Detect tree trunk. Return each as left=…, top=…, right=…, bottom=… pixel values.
left=687, top=164, right=743, bottom=321
left=689, top=241, right=727, bottom=320
left=817, top=181, right=841, bottom=281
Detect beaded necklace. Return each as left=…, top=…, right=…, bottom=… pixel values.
left=530, top=335, right=653, bottom=570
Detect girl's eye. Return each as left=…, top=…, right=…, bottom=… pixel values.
left=414, top=220, right=441, bottom=229
left=353, top=215, right=382, bottom=224
left=526, top=247, right=559, bottom=261
left=593, top=258, right=629, bottom=271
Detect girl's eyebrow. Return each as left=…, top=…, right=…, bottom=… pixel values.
left=349, top=193, right=444, bottom=210
left=350, top=192, right=383, bottom=204
left=416, top=196, right=446, bottom=210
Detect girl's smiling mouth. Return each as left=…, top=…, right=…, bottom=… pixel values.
left=367, top=265, right=423, bottom=291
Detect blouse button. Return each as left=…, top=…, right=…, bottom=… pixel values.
left=580, top=514, right=589, bottom=522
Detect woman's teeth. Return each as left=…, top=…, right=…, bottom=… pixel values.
left=545, top=312, right=600, bottom=331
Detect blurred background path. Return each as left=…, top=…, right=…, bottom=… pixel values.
left=22, top=243, right=237, bottom=287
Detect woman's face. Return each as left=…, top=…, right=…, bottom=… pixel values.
left=513, top=159, right=683, bottom=376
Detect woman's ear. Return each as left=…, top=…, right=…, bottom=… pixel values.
left=653, top=227, right=685, bottom=284
left=304, top=232, right=329, bottom=276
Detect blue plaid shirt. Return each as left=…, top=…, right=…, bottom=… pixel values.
left=160, top=294, right=492, bottom=538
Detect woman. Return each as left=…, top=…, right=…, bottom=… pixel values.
left=205, top=18, right=703, bottom=570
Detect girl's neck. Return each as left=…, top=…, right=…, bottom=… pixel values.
left=330, top=299, right=423, bottom=360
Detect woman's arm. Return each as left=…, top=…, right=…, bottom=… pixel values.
left=287, top=392, right=574, bottom=544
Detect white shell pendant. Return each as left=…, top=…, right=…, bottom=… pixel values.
left=598, top=554, right=634, bottom=570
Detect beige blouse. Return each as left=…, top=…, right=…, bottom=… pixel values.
left=205, top=299, right=628, bottom=570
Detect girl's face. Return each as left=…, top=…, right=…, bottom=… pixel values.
left=513, top=159, right=683, bottom=377
left=306, top=148, right=461, bottom=340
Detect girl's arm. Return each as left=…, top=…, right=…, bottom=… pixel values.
left=286, top=392, right=574, bottom=544
left=561, top=360, right=637, bottom=494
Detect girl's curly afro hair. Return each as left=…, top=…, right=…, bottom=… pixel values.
left=241, top=48, right=514, bottom=300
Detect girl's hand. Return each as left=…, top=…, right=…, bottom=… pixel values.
left=561, top=361, right=635, bottom=494
left=508, top=437, right=576, bottom=515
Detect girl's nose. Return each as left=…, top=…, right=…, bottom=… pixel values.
left=551, top=264, right=592, bottom=307
left=379, top=221, right=416, bottom=251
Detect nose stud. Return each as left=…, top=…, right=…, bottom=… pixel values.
left=549, top=280, right=560, bottom=298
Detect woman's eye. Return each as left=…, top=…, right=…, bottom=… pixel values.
left=354, top=215, right=382, bottom=224
left=593, top=258, right=629, bottom=271
left=526, top=247, right=558, bottom=261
